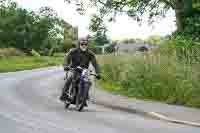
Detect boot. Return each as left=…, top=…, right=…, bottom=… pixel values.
left=59, top=93, right=68, bottom=102
left=84, top=101, right=88, bottom=107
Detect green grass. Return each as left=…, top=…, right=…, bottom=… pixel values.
left=0, top=56, right=63, bottom=72
left=97, top=48, right=200, bottom=108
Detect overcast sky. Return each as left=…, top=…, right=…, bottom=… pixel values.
left=15, top=0, right=176, bottom=39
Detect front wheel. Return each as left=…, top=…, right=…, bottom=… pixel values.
left=75, top=82, right=90, bottom=111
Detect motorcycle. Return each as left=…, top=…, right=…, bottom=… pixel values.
left=63, top=66, right=97, bottom=111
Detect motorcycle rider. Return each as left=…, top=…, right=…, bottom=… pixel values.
left=60, top=37, right=101, bottom=104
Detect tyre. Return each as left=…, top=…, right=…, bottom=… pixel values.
left=75, top=82, right=90, bottom=111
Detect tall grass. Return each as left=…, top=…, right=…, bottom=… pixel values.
left=97, top=47, right=200, bottom=108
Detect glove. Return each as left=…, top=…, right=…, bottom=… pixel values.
left=96, top=74, right=101, bottom=80
left=64, top=66, right=70, bottom=71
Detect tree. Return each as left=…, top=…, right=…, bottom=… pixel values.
left=95, top=0, right=194, bottom=32
left=0, top=0, right=69, bottom=55
left=89, top=14, right=109, bottom=46
left=63, top=22, right=78, bottom=51
left=65, top=0, right=199, bottom=32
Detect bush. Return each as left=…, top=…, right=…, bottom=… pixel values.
left=0, top=48, right=25, bottom=57
left=171, top=15, right=200, bottom=44
left=30, top=49, right=41, bottom=58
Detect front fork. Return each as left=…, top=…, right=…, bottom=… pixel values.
left=79, top=78, right=92, bottom=100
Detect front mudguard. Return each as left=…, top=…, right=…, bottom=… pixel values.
left=79, top=79, right=92, bottom=97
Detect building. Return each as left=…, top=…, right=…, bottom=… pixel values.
left=115, top=43, right=159, bottom=55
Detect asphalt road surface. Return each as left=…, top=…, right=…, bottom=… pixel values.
left=0, top=67, right=200, bottom=133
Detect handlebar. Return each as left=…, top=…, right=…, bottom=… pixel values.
left=90, top=73, right=98, bottom=77
left=64, top=66, right=81, bottom=71
left=64, top=66, right=99, bottom=78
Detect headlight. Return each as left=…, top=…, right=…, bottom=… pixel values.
left=81, top=69, right=89, bottom=79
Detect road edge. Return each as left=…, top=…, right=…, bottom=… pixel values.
left=91, top=99, right=200, bottom=128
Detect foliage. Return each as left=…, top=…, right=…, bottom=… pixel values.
left=105, top=44, right=116, bottom=53
left=161, top=14, right=200, bottom=63
left=0, top=0, right=71, bottom=55
left=63, top=24, right=78, bottom=52
left=88, top=16, right=111, bottom=53
left=66, top=0, right=200, bottom=33
left=30, top=49, right=41, bottom=58
left=145, top=35, right=162, bottom=45
left=0, top=48, right=25, bottom=57
left=175, top=15, right=200, bottom=42
left=97, top=49, right=200, bottom=108
left=89, top=14, right=109, bottom=46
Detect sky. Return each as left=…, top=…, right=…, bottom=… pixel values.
left=15, top=0, right=177, bottom=40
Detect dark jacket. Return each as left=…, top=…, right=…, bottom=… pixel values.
left=64, top=48, right=100, bottom=74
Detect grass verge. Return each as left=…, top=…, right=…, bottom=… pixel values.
left=0, top=56, right=63, bottom=73
left=96, top=48, right=200, bottom=108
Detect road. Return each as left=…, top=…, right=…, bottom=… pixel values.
left=0, top=67, right=199, bottom=133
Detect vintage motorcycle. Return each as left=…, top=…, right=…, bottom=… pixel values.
left=63, top=66, right=97, bottom=111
